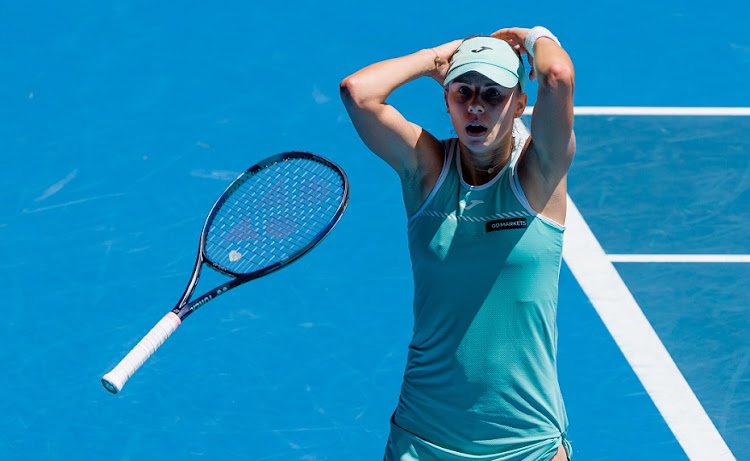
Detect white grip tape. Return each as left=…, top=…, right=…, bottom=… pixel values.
left=102, top=312, right=181, bottom=394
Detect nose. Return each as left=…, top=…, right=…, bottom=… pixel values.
left=468, top=102, right=484, bottom=114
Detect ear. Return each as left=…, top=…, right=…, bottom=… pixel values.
left=514, top=91, right=528, bottom=118
left=444, top=88, right=450, bottom=113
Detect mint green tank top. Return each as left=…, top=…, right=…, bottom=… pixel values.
left=386, top=129, right=570, bottom=460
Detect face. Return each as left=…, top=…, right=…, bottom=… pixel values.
left=444, top=71, right=527, bottom=155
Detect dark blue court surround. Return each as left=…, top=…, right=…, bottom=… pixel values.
left=1, top=1, right=748, bottom=459
left=568, top=115, right=750, bottom=458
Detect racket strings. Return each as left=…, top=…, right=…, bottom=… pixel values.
left=205, top=158, right=345, bottom=274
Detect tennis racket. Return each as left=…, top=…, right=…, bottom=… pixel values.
left=102, top=151, right=349, bottom=394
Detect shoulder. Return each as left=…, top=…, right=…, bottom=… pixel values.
left=401, top=134, right=453, bottom=216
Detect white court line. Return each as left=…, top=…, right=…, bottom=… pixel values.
left=523, top=106, right=750, bottom=116
left=563, top=197, right=736, bottom=461
left=609, top=254, right=750, bottom=263
left=514, top=118, right=736, bottom=459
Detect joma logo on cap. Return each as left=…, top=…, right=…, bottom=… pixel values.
left=471, top=46, right=492, bottom=53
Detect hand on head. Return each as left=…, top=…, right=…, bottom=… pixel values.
left=491, top=28, right=536, bottom=81
left=429, top=39, right=464, bottom=85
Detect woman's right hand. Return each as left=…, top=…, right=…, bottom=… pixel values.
left=428, top=39, right=463, bottom=85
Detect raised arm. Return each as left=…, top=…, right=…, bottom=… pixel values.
left=339, top=40, right=462, bottom=180
left=492, top=27, right=575, bottom=223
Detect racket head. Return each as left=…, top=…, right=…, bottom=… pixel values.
left=199, top=152, right=349, bottom=278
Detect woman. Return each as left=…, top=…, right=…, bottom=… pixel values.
left=340, top=26, right=575, bottom=461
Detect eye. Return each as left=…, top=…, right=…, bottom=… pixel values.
left=484, top=89, right=502, bottom=99
left=457, top=85, right=472, bottom=95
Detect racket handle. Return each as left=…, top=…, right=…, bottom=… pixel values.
left=101, top=312, right=182, bottom=394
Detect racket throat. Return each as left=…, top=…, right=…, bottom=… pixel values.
left=173, top=282, right=235, bottom=319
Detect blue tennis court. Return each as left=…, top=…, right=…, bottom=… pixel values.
left=1, top=1, right=748, bottom=459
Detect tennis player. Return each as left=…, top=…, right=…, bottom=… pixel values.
left=341, top=26, right=575, bottom=460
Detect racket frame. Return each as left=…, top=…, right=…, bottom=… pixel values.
left=173, top=152, right=349, bottom=320
left=102, top=151, right=348, bottom=393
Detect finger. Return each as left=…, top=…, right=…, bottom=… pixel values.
left=492, top=27, right=523, bottom=37
left=494, top=35, right=521, bottom=48
left=490, top=27, right=516, bottom=39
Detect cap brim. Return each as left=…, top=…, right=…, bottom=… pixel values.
left=444, top=63, right=520, bottom=89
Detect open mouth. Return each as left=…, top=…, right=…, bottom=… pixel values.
left=465, top=123, right=488, bottom=137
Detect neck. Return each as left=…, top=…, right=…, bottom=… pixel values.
left=459, top=135, right=515, bottom=186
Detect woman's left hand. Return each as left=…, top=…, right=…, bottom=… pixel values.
left=491, top=27, right=535, bottom=81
